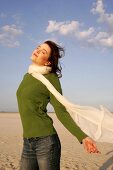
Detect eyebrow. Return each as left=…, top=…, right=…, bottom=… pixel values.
left=37, top=45, right=48, bottom=54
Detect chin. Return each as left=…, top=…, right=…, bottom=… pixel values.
left=31, top=56, right=36, bottom=62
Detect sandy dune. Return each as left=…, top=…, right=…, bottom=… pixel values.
left=0, top=113, right=113, bottom=170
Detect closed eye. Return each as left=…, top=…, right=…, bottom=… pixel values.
left=42, top=51, right=46, bottom=54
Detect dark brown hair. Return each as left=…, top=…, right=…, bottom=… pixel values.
left=44, top=40, right=65, bottom=78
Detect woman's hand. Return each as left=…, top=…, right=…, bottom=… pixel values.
left=82, top=137, right=100, bottom=153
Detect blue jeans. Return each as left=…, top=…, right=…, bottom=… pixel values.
left=19, top=134, right=61, bottom=170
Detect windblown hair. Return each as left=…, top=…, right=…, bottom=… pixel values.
left=44, top=40, right=65, bottom=78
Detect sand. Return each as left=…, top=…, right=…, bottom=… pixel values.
left=0, top=113, right=113, bottom=170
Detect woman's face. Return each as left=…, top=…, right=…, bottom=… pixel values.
left=31, top=43, right=51, bottom=66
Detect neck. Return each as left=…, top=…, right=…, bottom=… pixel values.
left=28, top=64, right=52, bottom=75
left=32, top=62, right=44, bottom=67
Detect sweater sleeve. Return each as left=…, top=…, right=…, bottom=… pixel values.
left=48, top=73, right=88, bottom=143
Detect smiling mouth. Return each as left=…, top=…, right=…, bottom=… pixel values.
left=34, top=53, right=38, bottom=57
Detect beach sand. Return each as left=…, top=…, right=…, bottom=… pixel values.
left=0, top=113, right=113, bottom=170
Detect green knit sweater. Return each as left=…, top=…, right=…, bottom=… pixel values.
left=16, top=72, right=87, bottom=143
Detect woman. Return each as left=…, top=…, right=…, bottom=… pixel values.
left=16, top=40, right=99, bottom=170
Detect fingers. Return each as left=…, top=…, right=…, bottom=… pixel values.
left=83, top=139, right=94, bottom=153
left=91, top=142, right=100, bottom=153
left=82, top=137, right=100, bottom=154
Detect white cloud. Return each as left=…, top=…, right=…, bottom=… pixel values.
left=95, top=31, right=108, bottom=39
left=75, top=27, right=95, bottom=40
left=46, top=20, right=95, bottom=41
left=88, top=32, right=113, bottom=48
left=46, top=0, right=113, bottom=49
left=91, top=0, right=113, bottom=29
left=46, top=20, right=64, bottom=32
left=100, top=36, right=113, bottom=48
left=2, top=24, right=23, bottom=36
left=46, top=20, right=79, bottom=35
left=59, top=21, right=79, bottom=35
left=89, top=0, right=113, bottom=48
left=91, top=0, right=104, bottom=15
left=0, top=24, right=23, bottom=47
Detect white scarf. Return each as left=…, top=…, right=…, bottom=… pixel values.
left=28, top=64, right=113, bottom=143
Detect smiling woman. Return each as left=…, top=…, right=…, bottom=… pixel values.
left=31, top=43, right=51, bottom=66
left=16, top=40, right=100, bottom=170
left=31, top=41, right=64, bottom=78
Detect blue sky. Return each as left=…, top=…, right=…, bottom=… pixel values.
left=0, top=0, right=113, bottom=112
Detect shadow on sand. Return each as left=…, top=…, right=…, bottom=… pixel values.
left=99, top=155, right=113, bottom=170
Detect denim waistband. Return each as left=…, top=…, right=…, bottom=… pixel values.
left=24, top=133, right=58, bottom=142
left=24, top=137, right=39, bottom=142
